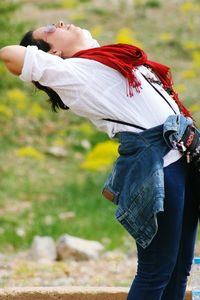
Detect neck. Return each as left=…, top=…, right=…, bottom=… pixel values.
left=62, top=43, right=92, bottom=59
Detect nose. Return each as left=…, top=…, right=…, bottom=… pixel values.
left=56, top=20, right=65, bottom=28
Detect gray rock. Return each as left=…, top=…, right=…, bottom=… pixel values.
left=56, top=234, right=104, bottom=261
left=45, top=146, right=67, bottom=157
left=29, top=236, right=57, bottom=262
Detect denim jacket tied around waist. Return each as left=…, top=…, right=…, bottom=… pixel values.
left=102, top=114, right=194, bottom=249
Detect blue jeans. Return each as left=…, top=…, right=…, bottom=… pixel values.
left=127, top=157, right=199, bottom=300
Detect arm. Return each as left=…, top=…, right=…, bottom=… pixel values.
left=0, top=45, right=26, bottom=76
left=1, top=45, right=81, bottom=88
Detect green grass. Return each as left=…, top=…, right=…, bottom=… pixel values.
left=0, top=148, right=129, bottom=252
left=0, top=0, right=199, bottom=254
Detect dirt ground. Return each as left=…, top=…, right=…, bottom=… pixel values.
left=1, top=240, right=200, bottom=289
left=0, top=249, right=137, bottom=288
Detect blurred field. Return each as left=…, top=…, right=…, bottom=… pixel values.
left=0, top=0, right=199, bottom=254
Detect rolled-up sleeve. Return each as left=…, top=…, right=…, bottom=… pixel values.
left=19, top=45, right=78, bottom=87
left=20, top=46, right=54, bottom=82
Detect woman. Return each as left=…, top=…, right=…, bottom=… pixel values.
left=0, top=21, right=199, bottom=300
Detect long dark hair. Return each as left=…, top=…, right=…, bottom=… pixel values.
left=20, top=30, right=69, bottom=112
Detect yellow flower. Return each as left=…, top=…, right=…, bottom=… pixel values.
left=181, top=70, right=196, bottom=79
left=173, top=84, right=187, bottom=93
left=0, top=104, right=13, bottom=118
left=159, top=32, right=173, bottom=42
left=16, top=146, right=44, bottom=160
left=6, top=89, right=27, bottom=110
left=61, top=0, right=77, bottom=9
left=182, top=41, right=198, bottom=50
left=188, top=103, right=200, bottom=113
left=115, top=27, right=144, bottom=48
left=180, top=2, right=194, bottom=13
left=81, top=140, right=119, bottom=171
left=28, top=103, right=46, bottom=118
left=192, top=51, right=200, bottom=69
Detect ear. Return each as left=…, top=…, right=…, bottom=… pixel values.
left=49, top=49, right=62, bottom=57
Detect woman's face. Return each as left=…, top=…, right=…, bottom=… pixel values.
left=33, top=21, right=90, bottom=58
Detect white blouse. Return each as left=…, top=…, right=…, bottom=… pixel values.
left=19, top=43, right=182, bottom=167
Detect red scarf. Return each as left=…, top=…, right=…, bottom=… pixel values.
left=72, top=43, right=192, bottom=118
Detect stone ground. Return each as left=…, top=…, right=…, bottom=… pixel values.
left=0, top=250, right=137, bottom=288
left=1, top=241, right=200, bottom=289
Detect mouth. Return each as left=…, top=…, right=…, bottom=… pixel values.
left=66, top=24, right=81, bottom=32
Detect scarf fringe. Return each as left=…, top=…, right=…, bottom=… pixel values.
left=73, top=44, right=192, bottom=119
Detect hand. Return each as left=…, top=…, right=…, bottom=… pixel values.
left=177, top=125, right=200, bottom=169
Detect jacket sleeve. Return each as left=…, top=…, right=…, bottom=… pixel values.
left=163, top=114, right=193, bottom=149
